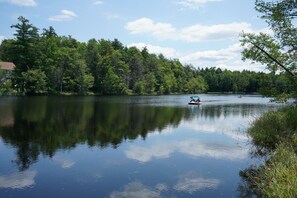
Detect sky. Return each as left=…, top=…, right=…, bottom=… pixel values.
left=0, top=0, right=271, bottom=72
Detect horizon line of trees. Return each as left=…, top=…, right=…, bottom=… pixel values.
left=0, top=16, right=292, bottom=96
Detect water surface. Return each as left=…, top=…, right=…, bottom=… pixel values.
left=0, top=94, right=281, bottom=197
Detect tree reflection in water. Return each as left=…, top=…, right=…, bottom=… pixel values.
left=0, top=96, right=277, bottom=171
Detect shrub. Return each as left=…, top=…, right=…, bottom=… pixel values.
left=248, top=106, right=297, bottom=150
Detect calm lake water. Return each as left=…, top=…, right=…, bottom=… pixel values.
left=0, top=94, right=281, bottom=198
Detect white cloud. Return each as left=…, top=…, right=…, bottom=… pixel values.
left=93, top=0, right=103, bottom=5
left=49, top=10, right=77, bottom=22
left=125, top=17, right=176, bottom=39
left=174, top=177, right=220, bottom=193
left=180, top=22, right=252, bottom=42
left=0, top=171, right=37, bottom=189
left=180, top=43, right=241, bottom=62
left=125, top=18, right=254, bottom=42
left=128, top=43, right=178, bottom=58
left=125, top=17, right=269, bottom=71
left=128, top=42, right=264, bottom=71
left=125, top=139, right=248, bottom=163
left=0, top=0, right=37, bottom=6
left=110, top=182, right=162, bottom=198
left=179, top=43, right=265, bottom=71
left=176, top=0, right=222, bottom=9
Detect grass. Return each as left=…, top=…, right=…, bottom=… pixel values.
left=246, top=105, right=297, bottom=197
left=256, top=144, right=297, bottom=198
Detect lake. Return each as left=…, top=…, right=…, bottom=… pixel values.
left=0, top=94, right=281, bottom=198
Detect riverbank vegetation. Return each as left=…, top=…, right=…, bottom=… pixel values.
left=257, top=144, right=297, bottom=198
left=242, top=106, right=297, bottom=198
left=249, top=106, right=297, bottom=151
left=240, top=0, right=297, bottom=197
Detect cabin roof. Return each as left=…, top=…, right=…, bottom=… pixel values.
left=0, top=62, right=15, bottom=70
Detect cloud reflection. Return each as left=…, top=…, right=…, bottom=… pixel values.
left=125, top=139, right=248, bottom=163
left=53, top=157, right=76, bottom=169
left=174, top=177, right=220, bottom=193
left=110, top=176, right=220, bottom=197
left=182, top=116, right=250, bottom=141
left=110, top=182, right=162, bottom=198
left=0, top=171, right=37, bottom=189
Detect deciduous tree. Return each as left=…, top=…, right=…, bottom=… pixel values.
left=241, top=0, right=297, bottom=100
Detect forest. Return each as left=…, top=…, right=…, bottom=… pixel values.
left=0, top=16, right=293, bottom=96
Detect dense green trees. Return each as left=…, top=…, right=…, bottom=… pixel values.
left=0, top=16, right=292, bottom=96
left=0, top=16, right=208, bottom=95
left=199, top=67, right=291, bottom=94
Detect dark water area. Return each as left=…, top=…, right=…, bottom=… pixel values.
left=0, top=94, right=282, bottom=197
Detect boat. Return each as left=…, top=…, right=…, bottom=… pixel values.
left=188, top=101, right=201, bottom=105
left=188, top=96, right=201, bottom=105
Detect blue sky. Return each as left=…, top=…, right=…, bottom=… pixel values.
left=0, top=0, right=270, bottom=71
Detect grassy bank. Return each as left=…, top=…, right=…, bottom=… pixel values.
left=246, top=105, right=297, bottom=197
left=249, top=106, right=297, bottom=150
left=256, top=144, right=297, bottom=198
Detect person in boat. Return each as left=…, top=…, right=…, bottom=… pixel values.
left=190, top=98, right=195, bottom=102
left=189, top=96, right=201, bottom=103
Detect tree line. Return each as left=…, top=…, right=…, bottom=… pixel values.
left=0, top=16, right=292, bottom=96
left=199, top=67, right=293, bottom=96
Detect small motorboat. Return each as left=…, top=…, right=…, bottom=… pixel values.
left=188, top=96, right=201, bottom=105
left=188, top=101, right=201, bottom=105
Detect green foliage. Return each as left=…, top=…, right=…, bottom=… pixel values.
left=200, top=67, right=284, bottom=93
left=21, top=69, right=47, bottom=95
left=134, top=80, right=146, bottom=95
left=144, top=73, right=157, bottom=94
left=102, top=68, right=127, bottom=95
left=0, top=79, right=15, bottom=95
left=241, top=0, right=297, bottom=101
left=185, top=76, right=207, bottom=93
left=10, top=16, right=39, bottom=73
left=0, top=16, right=210, bottom=96
left=248, top=106, right=297, bottom=150
left=249, top=110, right=287, bottom=149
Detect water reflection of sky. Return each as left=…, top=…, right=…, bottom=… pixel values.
left=109, top=176, right=221, bottom=198
left=0, top=95, right=282, bottom=198
left=0, top=171, right=37, bottom=189
left=52, top=156, right=76, bottom=169
left=126, top=102, right=271, bottom=163
left=125, top=139, right=248, bottom=162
